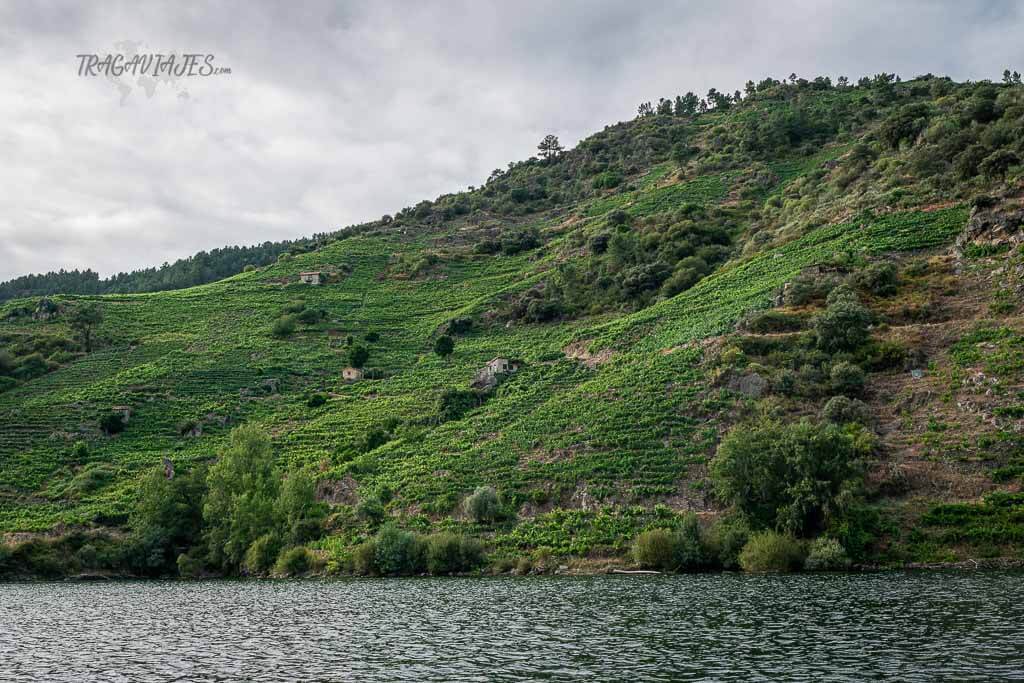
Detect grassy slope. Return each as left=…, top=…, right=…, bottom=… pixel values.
left=0, top=207, right=969, bottom=532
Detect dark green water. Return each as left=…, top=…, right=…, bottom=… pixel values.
left=2, top=571, right=1023, bottom=681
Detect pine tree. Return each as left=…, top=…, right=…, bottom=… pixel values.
left=537, top=134, right=564, bottom=161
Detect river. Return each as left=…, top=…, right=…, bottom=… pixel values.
left=2, top=571, right=1023, bottom=681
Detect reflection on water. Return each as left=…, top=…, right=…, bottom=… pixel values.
left=2, top=572, right=1023, bottom=681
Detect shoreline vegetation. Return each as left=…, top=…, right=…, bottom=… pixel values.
left=4, top=556, right=1024, bottom=583
left=4, top=73, right=1024, bottom=580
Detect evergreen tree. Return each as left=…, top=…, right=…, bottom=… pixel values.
left=68, top=303, right=103, bottom=352
left=433, top=335, right=455, bottom=361
left=537, top=134, right=564, bottom=161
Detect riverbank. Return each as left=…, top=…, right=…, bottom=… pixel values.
left=5, top=555, right=1024, bottom=583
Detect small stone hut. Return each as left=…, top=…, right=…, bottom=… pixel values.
left=342, top=367, right=364, bottom=381
left=299, top=271, right=323, bottom=285
left=471, top=357, right=520, bottom=389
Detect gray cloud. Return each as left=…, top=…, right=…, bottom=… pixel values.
left=1, top=0, right=1022, bottom=280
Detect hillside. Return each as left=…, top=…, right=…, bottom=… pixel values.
left=2, top=73, right=1023, bottom=577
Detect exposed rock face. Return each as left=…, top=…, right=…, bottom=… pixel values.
left=955, top=203, right=1024, bottom=257
left=32, top=298, right=60, bottom=321
left=728, top=372, right=769, bottom=398
left=316, top=476, right=359, bottom=505
left=562, top=340, right=615, bottom=368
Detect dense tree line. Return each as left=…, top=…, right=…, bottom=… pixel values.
left=0, top=233, right=344, bottom=303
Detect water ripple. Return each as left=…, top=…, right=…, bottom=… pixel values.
left=2, top=572, right=1024, bottom=681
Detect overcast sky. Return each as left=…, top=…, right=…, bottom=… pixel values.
left=1, top=1, right=1022, bottom=281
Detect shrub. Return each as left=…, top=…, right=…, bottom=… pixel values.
left=272, top=315, right=297, bottom=338
left=273, top=547, right=313, bottom=577
left=360, top=427, right=390, bottom=453
left=424, top=533, right=462, bottom=574
left=500, top=229, right=540, bottom=255
left=296, top=307, right=326, bottom=324
left=860, top=340, right=908, bottom=371
left=243, top=264, right=257, bottom=272
left=374, top=524, right=422, bottom=575
left=742, top=310, right=803, bottom=333
left=474, top=239, right=501, bottom=255
left=71, top=440, right=89, bottom=461
left=433, top=335, right=455, bottom=360
left=980, top=150, right=1020, bottom=179
left=631, top=516, right=707, bottom=572
left=825, top=283, right=859, bottom=306
left=13, top=352, right=56, bottom=380
left=592, top=170, right=623, bottom=189
left=589, top=233, right=611, bottom=254
left=436, top=389, right=482, bottom=423
left=464, top=486, right=502, bottom=523
left=306, top=393, right=327, bottom=408
left=0, top=350, right=15, bottom=376
left=459, top=536, right=485, bottom=569
left=784, top=273, right=839, bottom=306
left=853, top=261, right=898, bottom=296
left=364, top=331, right=381, bottom=343
left=176, top=550, right=205, bottom=578
left=177, top=420, right=200, bottom=436
left=673, top=514, right=708, bottom=569
left=822, top=396, right=871, bottom=425
left=607, top=209, right=630, bottom=227
left=706, top=514, right=751, bottom=570
left=739, top=532, right=805, bottom=572
left=711, top=419, right=864, bottom=535
left=532, top=547, right=554, bottom=573
left=632, top=529, right=677, bottom=570
left=814, top=298, right=872, bottom=352
left=424, top=533, right=484, bottom=574
left=66, top=463, right=116, bottom=498
left=243, top=533, right=281, bottom=575
left=282, top=300, right=307, bottom=315
left=0, top=543, right=12, bottom=574
left=804, top=536, right=851, bottom=571
left=5, top=539, right=67, bottom=578
left=348, top=344, right=369, bottom=368
left=443, top=317, right=474, bottom=335
left=99, top=412, right=126, bottom=435
left=356, top=496, right=385, bottom=524
left=830, top=361, right=866, bottom=396
left=353, top=540, right=378, bottom=575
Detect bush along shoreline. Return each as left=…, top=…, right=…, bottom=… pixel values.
left=0, top=421, right=1014, bottom=580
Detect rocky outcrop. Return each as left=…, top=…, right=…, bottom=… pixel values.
left=954, top=202, right=1024, bottom=257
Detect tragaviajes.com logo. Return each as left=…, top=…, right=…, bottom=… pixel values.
left=76, top=52, right=231, bottom=78
left=76, top=40, right=231, bottom=104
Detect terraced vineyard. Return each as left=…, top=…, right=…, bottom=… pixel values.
left=3, top=74, right=1023, bottom=570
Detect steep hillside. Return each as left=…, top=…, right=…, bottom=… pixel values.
left=2, top=73, right=1023, bottom=576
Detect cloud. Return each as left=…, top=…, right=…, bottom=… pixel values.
left=0, top=0, right=1021, bottom=280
